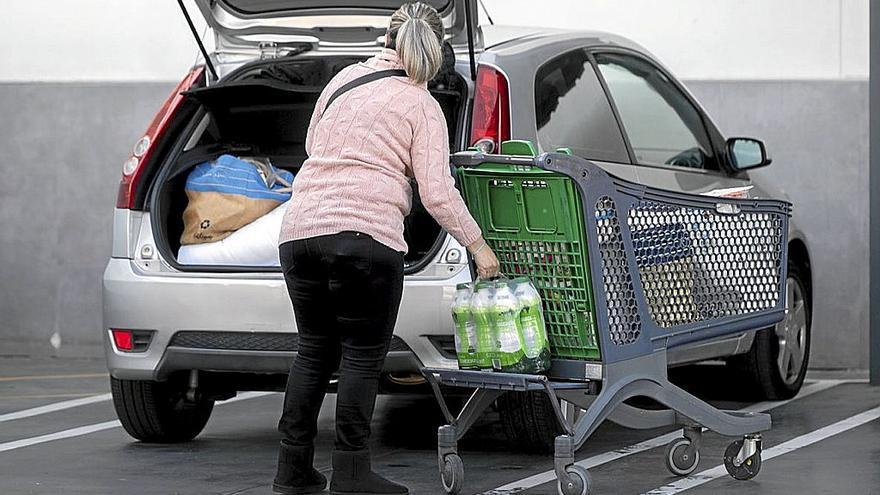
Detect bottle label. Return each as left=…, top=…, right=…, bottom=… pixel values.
left=495, top=318, right=521, bottom=353
left=452, top=310, right=470, bottom=351
left=520, top=313, right=541, bottom=358
left=465, top=321, right=477, bottom=354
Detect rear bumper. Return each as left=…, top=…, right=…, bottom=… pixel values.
left=127, top=347, right=422, bottom=381
left=103, top=257, right=464, bottom=381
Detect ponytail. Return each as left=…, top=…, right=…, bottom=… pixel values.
left=388, top=2, right=445, bottom=84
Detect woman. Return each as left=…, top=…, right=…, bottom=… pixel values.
left=272, top=3, right=500, bottom=494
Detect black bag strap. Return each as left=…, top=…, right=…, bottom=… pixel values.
left=323, top=69, right=408, bottom=114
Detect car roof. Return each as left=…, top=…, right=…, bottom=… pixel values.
left=478, top=24, right=657, bottom=61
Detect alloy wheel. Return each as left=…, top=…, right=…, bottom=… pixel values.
left=774, top=277, right=807, bottom=385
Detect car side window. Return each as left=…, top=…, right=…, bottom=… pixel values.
left=534, top=49, right=629, bottom=163
left=595, top=52, right=718, bottom=171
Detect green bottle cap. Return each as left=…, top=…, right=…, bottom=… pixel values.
left=494, top=280, right=510, bottom=289
left=456, top=283, right=471, bottom=291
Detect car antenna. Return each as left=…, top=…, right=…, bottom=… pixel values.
left=464, top=0, right=477, bottom=81
left=176, top=0, right=219, bottom=81
left=478, top=0, right=495, bottom=25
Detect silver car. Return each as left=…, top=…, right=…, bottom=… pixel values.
left=103, top=0, right=812, bottom=451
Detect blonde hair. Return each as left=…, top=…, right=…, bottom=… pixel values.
left=387, top=2, right=445, bottom=84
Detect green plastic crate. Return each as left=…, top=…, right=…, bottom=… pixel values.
left=456, top=142, right=600, bottom=361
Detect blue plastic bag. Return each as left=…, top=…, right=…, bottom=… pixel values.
left=181, top=155, right=294, bottom=245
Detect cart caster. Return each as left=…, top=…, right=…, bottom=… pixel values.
left=440, top=453, right=464, bottom=495
left=664, top=437, right=700, bottom=476
left=723, top=436, right=762, bottom=481
left=556, top=465, right=592, bottom=495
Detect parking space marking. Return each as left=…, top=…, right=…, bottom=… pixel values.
left=0, top=393, right=111, bottom=423
left=222, top=391, right=276, bottom=404
left=484, top=379, right=846, bottom=494
left=0, top=391, right=276, bottom=453
left=643, top=405, right=880, bottom=494
left=738, top=377, right=869, bottom=414
left=0, top=420, right=121, bottom=453
left=0, top=373, right=107, bottom=382
left=1, top=393, right=106, bottom=400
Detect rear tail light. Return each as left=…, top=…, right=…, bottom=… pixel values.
left=116, top=66, right=205, bottom=209
left=111, top=329, right=133, bottom=351
left=470, top=65, right=511, bottom=153
left=110, top=329, right=154, bottom=353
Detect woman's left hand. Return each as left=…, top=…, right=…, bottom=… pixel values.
left=469, top=239, right=500, bottom=279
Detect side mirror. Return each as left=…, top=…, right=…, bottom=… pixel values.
left=727, top=137, right=772, bottom=171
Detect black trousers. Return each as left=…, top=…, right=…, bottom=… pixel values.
left=278, top=231, right=404, bottom=451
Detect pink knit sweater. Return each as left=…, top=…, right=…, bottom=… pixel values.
left=279, top=48, right=483, bottom=253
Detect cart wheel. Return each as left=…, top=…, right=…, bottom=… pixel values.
left=664, top=437, right=700, bottom=476
left=723, top=440, right=762, bottom=480
left=556, top=465, right=592, bottom=495
left=440, top=454, right=464, bottom=495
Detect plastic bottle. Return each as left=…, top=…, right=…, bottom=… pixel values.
left=490, top=279, right=527, bottom=372
left=450, top=283, right=479, bottom=370
left=469, top=280, right=496, bottom=369
left=513, top=277, right=552, bottom=373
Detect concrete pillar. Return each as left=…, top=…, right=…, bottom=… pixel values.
left=871, top=0, right=879, bottom=385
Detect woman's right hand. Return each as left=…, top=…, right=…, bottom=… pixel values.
left=468, top=238, right=500, bottom=279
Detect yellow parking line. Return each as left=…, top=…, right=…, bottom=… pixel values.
left=0, top=373, right=106, bottom=382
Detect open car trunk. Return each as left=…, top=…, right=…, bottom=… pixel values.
left=149, top=53, right=468, bottom=273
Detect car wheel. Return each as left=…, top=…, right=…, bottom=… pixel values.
left=110, top=377, right=214, bottom=443
left=497, top=391, right=564, bottom=454
left=734, top=262, right=811, bottom=400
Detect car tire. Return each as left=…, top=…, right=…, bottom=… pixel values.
left=497, top=391, right=564, bottom=454
left=732, top=262, right=811, bottom=400
left=110, top=377, right=214, bottom=443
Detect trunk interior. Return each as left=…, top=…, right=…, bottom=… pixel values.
left=151, top=52, right=468, bottom=272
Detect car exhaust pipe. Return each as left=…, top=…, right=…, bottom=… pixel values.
left=186, top=369, right=199, bottom=402
left=385, top=372, right=427, bottom=386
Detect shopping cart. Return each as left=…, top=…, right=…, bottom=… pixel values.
left=422, top=142, right=791, bottom=495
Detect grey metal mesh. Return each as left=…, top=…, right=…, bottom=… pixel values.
left=595, top=196, right=642, bottom=345
left=627, top=201, right=784, bottom=328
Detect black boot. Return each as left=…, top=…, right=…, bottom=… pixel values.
left=273, top=443, right=328, bottom=494
left=329, top=450, right=408, bottom=495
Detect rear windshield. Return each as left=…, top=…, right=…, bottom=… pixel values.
left=221, top=0, right=451, bottom=15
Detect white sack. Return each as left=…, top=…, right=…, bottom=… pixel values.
left=178, top=200, right=288, bottom=266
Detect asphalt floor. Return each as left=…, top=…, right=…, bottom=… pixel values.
left=0, top=357, right=877, bottom=495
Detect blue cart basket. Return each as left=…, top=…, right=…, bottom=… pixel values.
left=422, top=146, right=791, bottom=495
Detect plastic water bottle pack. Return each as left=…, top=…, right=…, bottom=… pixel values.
left=449, top=276, right=551, bottom=374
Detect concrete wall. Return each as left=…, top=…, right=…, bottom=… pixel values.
left=0, top=0, right=211, bottom=82
left=0, top=1, right=870, bottom=368
left=0, top=0, right=868, bottom=81
left=0, top=83, right=172, bottom=357
left=687, top=80, right=869, bottom=369
left=482, top=0, right=869, bottom=80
